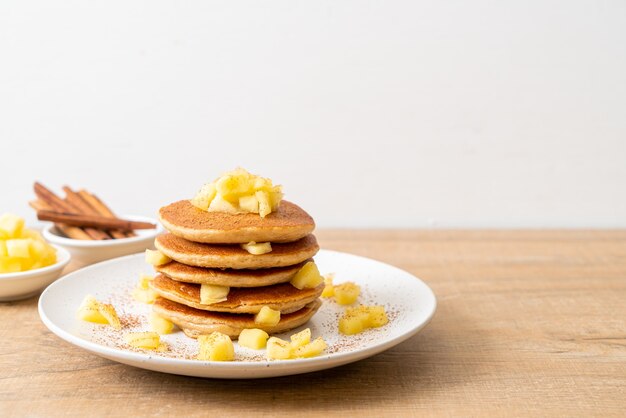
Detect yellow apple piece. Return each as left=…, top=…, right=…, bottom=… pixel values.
left=208, top=194, right=239, bottom=213
left=240, top=241, right=272, bottom=255
left=292, top=337, right=328, bottom=358
left=289, top=328, right=311, bottom=349
left=150, top=312, right=175, bottom=334
left=334, top=282, right=360, bottom=305
left=98, top=303, right=121, bottom=330
left=200, top=284, right=229, bottom=305
left=6, top=239, right=30, bottom=258
left=266, top=337, right=292, bottom=360
left=191, top=183, right=217, bottom=210
left=255, top=190, right=271, bottom=218
left=76, top=295, right=120, bottom=329
left=216, top=171, right=253, bottom=202
left=132, top=287, right=158, bottom=304
left=76, top=295, right=108, bottom=324
left=269, top=186, right=283, bottom=210
left=124, top=332, right=161, bottom=350
left=321, top=275, right=335, bottom=297
left=0, top=213, right=24, bottom=238
left=20, top=228, right=44, bottom=241
left=145, top=249, right=171, bottom=266
left=197, top=332, right=235, bottom=361
left=238, top=328, right=270, bottom=350
left=238, top=195, right=259, bottom=213
left=338, top=311, right=367, bottom=335
left=132, top=274, right=158, bottom=303
left=362, top=305, right=389, bottom=327
left=254, top=306, right=281, bottom=326
left=138, top=274, right=154, bottom=290
left=339, top=305, right=389, bottom=335
left=290, top=261, right=323, bottom=290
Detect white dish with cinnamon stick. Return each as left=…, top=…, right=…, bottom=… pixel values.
left=43, top=215, right=163, bottom=266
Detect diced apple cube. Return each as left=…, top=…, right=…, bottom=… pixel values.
left=138, top=274, right=154, bottom=290
left=266, top=337, right=292, bottom=360
left=238, top=328, right=270, bottom=350
left=20, top=229, right=44, bottom=241
left=339, top=305, right=389, bottom=335
left=292, top=337, right=328, bottom=358
left=269, top=186, right=283, bottom=211
left=208, top=195, right=239, bottom=213
left=363, top=305, right=389, bottom=328
left=145, top=249, right=171, bottom=266
left=0, top=241, right=7, bottom=257
left=76, top=295, right=109, bottom=325
left=191, top=183, right=217, bottom=210
left=255, top=190, right=271, bottom=218
left=338, top=311, right=368, bottom=335
left=240, top=241, right=272, bottom=255
left=238, top=195, right=259, bottom=213
left=124, top=332, right=160, bottom=350
left=289, top=328, right=311, bottom=348
left=0, top=258, right=22, bottom=273
left=254, top=306, right=281, bottom=326
left=0, top=213, right=24, bottom=239
left=321, top=276, right=335, bottom=297
left=334, top=282, right=360, bottom=305
left=98, top=303, right=121, bottom=329
left=6, top=239, right=30, bottom=258
left=290, top=261, right=324, bottom=290
left=197, top=332, right=235, bottom=361
left=132, top=287, right=158, bottom=304
left=200, top=284, right=229, bottom=305
left=216, top=172, right=253, bottom=201
left=28, top=239, right=46, bottom=259
left=150, top=312, right=175, bottom=334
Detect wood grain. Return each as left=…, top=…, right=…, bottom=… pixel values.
left=1, top=230, right=625, bottom=417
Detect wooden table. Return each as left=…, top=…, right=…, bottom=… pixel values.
left=1, top=230, right=625, bottom=417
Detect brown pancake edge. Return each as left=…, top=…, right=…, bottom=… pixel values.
left=155, top=260, right=308, bottom=287
left=153, top=297, right=323, bottom=339
left=154, top=233, right=319, bottom=269
left=149, top=274, right=324, bottom=314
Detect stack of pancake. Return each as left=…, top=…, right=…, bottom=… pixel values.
left=149, top=199, right=323, bottom=339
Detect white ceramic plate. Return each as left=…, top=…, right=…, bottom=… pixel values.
left=39, top=250, right=436, bottom=379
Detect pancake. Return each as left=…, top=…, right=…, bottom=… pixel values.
left=155, top=260, right=308, bottom=287
left=159, top=200, right=315, bottom=244
left=153, top=297, right=322, bottom=339
left=150, top=274, right=323, bottom=314
left=154, top=233, right=319, bottom=269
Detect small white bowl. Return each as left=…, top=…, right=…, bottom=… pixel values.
left=0, top=245, right=71, bottom=301
left=42, top=215, right=162, bottom=266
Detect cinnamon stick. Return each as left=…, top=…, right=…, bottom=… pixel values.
left=36, top=210, right=156, bottom=231
left=77, top=189, right=136, bottom=238
left=28, top=200, right=92, bottom=240
left=63, top=186, right=127, bottom=239
left=34, top=182, right=110, bottom=240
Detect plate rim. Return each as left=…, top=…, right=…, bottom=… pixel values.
left=38, top=249, right=437, bottom=375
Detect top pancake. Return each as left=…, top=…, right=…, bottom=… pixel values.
left=159, top=200, right=315, bottom=244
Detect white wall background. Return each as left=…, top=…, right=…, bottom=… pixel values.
left=1, top=1, right=625, bottom=228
